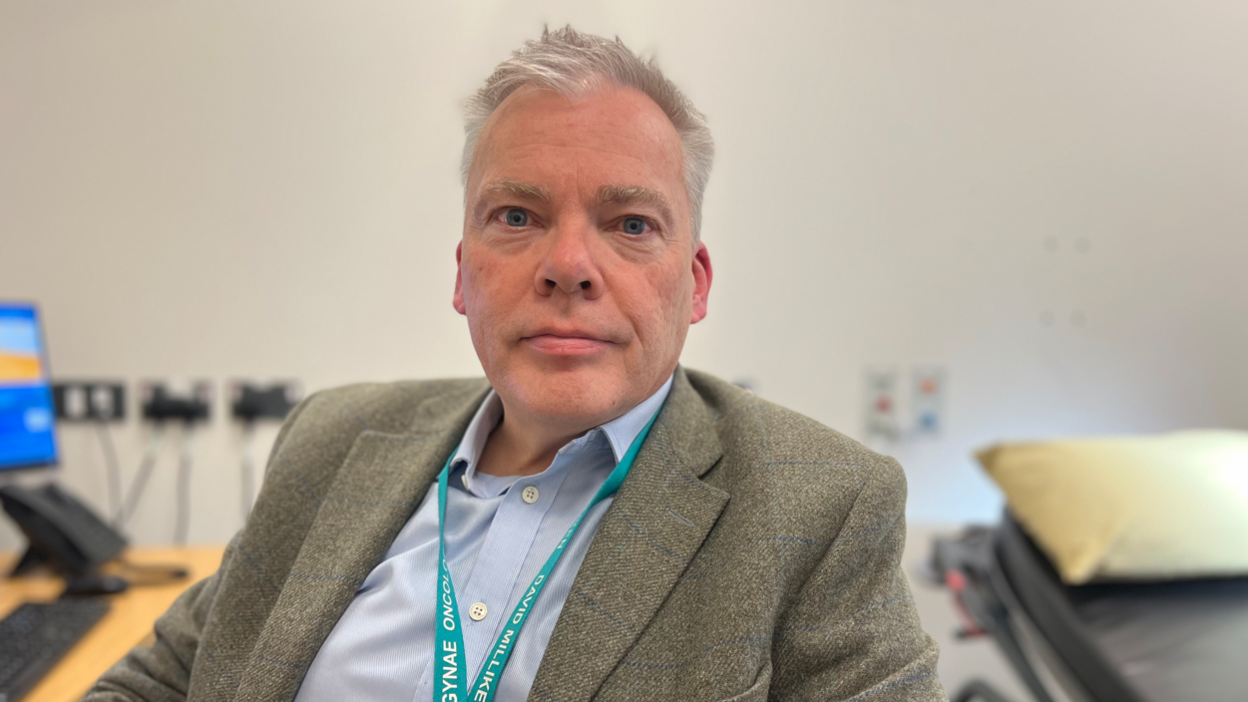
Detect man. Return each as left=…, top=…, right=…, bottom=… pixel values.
left=88, top=27, right=944, bottom=702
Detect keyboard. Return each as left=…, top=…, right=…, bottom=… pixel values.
left=0, top=597, right=110, bottom=702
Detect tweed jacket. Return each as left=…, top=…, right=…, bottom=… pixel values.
left=86, top=368, right=945, bottom=702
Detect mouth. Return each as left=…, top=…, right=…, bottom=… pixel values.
left=522, top=328, right=616, bottom=356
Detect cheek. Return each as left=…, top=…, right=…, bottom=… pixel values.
left=462, top=255, right=507, bottom=317
left=462, top=255, right=514, bottom=365
left=629, top=263, right=693, bottom=345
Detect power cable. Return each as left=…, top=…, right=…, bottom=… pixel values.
left=116, top=426, right=165, bottom=528
left=174, top=424, right=194, bottom=545
left=94, top=420, right=124, bottom=527
left=116, top=559, right=189, bottom=586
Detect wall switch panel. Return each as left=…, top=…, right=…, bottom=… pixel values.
left=229, top=380, right=301, bottom=421
left=53, top=381, right=127, bottom=421
left=863, top=368, right=901, bottom=441
left=912, top=367, right=946, bottom=435
left=140, top=380, right=212, bottom=422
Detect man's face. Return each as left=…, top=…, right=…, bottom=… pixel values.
left=455, top=85, right=712, bottom=430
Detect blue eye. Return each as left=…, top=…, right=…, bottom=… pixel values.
left=504, top=208, right=528, bottom=227
left=622, top=216, right=648, bottom=235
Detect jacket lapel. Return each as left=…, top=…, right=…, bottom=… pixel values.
left=529, top=368, right=729, bottom=702
left=236, top=387, right=486, bottom=701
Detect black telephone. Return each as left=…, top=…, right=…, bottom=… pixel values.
left=0, top=483, right=127, bottom=577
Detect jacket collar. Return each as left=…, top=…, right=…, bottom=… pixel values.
left=528, top=367, right=729, bottom=701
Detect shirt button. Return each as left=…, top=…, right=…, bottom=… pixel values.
left=469, top=602, right=488, bottom=621
left=522, top=486, right=539, bottom=504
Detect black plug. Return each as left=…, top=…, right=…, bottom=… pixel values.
left=230, top=382, right=300, bottom=422
left=140, top=382, right=212, bottom=423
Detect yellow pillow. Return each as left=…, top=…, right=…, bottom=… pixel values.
left=977, top=431, right=1248, bottom=584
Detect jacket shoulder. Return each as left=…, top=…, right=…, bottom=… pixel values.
left=264, top=377, right=489, bottom=490
left=684, top=368, right=906, bottom=512
left=299, top=377, right=492, bottom=435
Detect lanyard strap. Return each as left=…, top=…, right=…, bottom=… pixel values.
left=434, top=410, right=660, bottom=702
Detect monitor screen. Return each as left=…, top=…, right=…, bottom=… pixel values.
left=0, top=302, right=58, bottom=471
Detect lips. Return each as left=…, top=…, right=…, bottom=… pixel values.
left=521, top=327, right=617, bottom=355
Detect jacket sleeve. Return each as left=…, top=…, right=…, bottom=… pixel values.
left=82, top=541, right=234, bottom=701
left=83, top=396, right=315, bottom=701
left=771, top=456, right=947, bottom=701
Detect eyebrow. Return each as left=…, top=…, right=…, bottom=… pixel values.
left=472, top=179, right=554, bottom=223
left=594, top=184, right=675, bottom=226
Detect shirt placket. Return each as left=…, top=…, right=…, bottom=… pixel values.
left=456, top=462, right=572, bottom=684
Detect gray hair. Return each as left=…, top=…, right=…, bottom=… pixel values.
left=462, top=26, right=714, bottom=240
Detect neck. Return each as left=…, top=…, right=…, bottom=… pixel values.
left=475, top=407, right=593, bottom=478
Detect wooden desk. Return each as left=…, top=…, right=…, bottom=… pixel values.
left=0, top=546, right=225, bottom=702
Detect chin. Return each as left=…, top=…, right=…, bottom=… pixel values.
left=497, top=363, right=632, bottom=426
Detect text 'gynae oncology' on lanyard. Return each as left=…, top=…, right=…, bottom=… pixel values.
left=434, top=409, right=661, bottom=702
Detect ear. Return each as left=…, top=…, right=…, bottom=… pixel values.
left=690, top=241, right=712, bottom=324
left=452, top=240, right=467, bottom=315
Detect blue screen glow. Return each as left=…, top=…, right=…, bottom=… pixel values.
left=0, top=303, right=58, bottom=470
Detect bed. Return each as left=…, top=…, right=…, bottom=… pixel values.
left=931, top=512, right=1248, bottom=702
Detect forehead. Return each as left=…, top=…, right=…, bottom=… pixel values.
left=470, top=85, right=687, bottom=205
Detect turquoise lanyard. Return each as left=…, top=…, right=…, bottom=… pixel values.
left=434, top=410, right=660, bottom=702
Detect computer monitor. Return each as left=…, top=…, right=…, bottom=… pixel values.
left=0, top=302, right=58, bottom=471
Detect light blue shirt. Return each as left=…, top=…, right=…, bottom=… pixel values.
left=294, top=376, right=673, bottom=702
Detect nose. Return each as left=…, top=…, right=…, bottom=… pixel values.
left=535, top=221, right=604, bottom=300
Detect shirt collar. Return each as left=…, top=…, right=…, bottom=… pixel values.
left=598, top=374, right=673, bottom=462
left=451, top=374, right=674, bottom=488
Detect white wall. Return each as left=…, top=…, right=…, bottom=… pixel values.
left=2, top=0, right=1246, bottom=549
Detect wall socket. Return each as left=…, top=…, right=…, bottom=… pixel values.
left=229, top=381, right=301, bottom=421
left=862, top=366, right=949, bottom=442
left=140, top=380, right=213, bottom=422
left=732, top=377, right=759, bottom=394
left=912, top=367, right=946, bottom=435
left=863, top=368, right=901, bottom=441
left=52, top=381, right=127, bottom=422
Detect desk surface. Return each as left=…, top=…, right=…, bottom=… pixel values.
left=0, top=546, right=225, bottom=702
